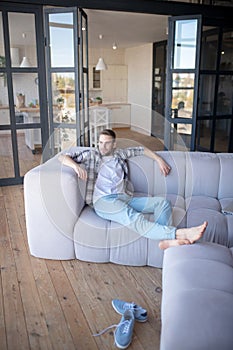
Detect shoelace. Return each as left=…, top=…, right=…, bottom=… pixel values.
left=93, top=319, right=133, bottom=347
left=123, top=302, right=141, bottom=312
left=93, top=319, right=132, bottom=337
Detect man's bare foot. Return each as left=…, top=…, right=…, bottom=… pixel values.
left=176, top=221, right=208, bottom=244
left=159, top=239, right=190, bottom=250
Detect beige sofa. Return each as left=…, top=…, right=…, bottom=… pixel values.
left=24, top=149, right=233, bottom=268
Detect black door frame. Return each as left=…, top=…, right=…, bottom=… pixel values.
left=0, top=3, right=48, bottom=186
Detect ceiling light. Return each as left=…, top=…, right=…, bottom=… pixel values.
left=112, top=43, right=117, bottom=50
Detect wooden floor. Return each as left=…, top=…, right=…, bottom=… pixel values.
left=0, top=128, right=164, bottom=350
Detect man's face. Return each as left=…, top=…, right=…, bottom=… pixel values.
left=98, top=134, right=116, bottom=156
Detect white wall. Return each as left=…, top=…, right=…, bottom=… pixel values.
left=125, top=44, right=153, bottom=135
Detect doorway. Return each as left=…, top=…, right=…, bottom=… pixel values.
left=0, top=4, right=88, bottom=186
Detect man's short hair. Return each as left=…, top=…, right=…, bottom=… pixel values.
left=99, top=129, right=116, bottom=140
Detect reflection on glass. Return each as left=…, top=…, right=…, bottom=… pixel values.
left=217, top=76, right=232, bottom=115
left=9, top=12, right=37, bottom=67
left=52, top=72, right=76, bottom=123
left=0, top=76, right=10, bottom=125
left=17, top=129, right=42, bottom=176
left=198, top=74, right=216, bottom=116
left=172, top=89, right=194, bottom=118
left=214, top=119, right=230, bottom=152
left=49, top=12, right=74, bottom=67
left=196, top=119, right=212, bottom=151
left=173, top=19, right=198, bottom=69
left=0, top=130, right=14, bottom=178
left=201, top=32, right=218, bottom=70
left=220, top=31, right=233, bottom=71
left=13, top=73, right=40, bottom=123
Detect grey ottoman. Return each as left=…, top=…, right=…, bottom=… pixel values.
left=160, top=243, right=233, bottom=350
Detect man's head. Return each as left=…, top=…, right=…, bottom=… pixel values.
left=98, top=129, right=116, bottom=156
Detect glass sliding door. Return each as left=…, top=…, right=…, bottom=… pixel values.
left=165, top=15, right=202, bottom=151
left=44, top=7, right=89, bottom=156
left=0, top=5, right=46, bottom=185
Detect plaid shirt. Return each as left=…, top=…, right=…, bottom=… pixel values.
left=66, top=146, right=144, bottom=205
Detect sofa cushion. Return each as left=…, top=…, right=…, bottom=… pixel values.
left=160, top=243, right=233, bottom=350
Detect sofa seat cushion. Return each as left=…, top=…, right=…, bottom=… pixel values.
left=73, top=206, right=163, bottom=267
left=160, top=243, right=233, bottom=350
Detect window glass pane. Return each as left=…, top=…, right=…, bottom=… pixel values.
left=8, top=12, right=37, bottom=67
left=0, top=130, right=14, bottom=178
left=53, top=127, right=76, bottom=152
left=173, top=19, right=198, bottom=69
left=18, top=129, right=41, bottom=176
left=81, top=16, right=87, bottom=68
left=172, top=73, right=194, bottom=119
left=217, top=76, right=233, bottom=115
left=220, top=31, right=233, bottom=71
left=0, top=76, right=9, bottom=125
left=52, top=72, right=76, bottom=121
left=201, top=32, right=218, bottom=70
left=198, top=74, right=216, bottom=116
left=13, top=73, right=40, bottom=123
left=214, top=119, right=231, bottom=152
left=196, top=119, right=212, bottom=150
left=49, top=13, right=74, bottom=67
left=0, top=12, right=5, bottom=59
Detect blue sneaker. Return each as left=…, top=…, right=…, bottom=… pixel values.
left=93, top=309, right=135, bottom=349
left=114, top=309, right=135, bottom=349
left=112, top=299, right=148, bottom=322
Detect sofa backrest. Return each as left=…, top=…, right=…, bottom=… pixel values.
left=128, top=151, right=233, bottom=201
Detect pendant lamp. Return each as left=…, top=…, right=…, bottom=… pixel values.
left=95, top=57, right=107, bottom=71
left=20, top=56, right=31, bottom=68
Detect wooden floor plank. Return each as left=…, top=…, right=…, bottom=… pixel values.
left=3, top=187, right=53, bottom=350
left=0, top=195, right=30, bottom=350
left=46, top=260, right=99, bottom=350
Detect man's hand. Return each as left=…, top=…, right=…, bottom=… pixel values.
left=144, top=148, right=171, bottom=176
left=73, top=164, right=87, bottom=180
left=58, top=154, right=87, bottom=180
left=157, top=157, right=171, bottom=176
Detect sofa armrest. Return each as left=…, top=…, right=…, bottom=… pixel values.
left=24, top=155, right=86, bottom=259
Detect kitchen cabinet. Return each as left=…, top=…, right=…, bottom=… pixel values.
left=102, top=65, right=128, bottom=103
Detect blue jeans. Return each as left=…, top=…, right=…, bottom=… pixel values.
left=93, top=194, right=176, bottom=240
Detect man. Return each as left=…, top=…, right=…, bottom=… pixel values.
left=59, top=129, right=207, bottom=249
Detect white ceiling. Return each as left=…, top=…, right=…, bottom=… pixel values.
left=7, top=9, right=168, bottom=49
left=85, top=9, right=169, bottom=49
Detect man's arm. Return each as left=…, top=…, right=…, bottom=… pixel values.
left=144, top=148, right=171, bottom=176
left=58, top=154, right=87, bottom=180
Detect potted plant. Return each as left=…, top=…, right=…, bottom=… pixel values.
left=95, top=96, right=102, bottom=104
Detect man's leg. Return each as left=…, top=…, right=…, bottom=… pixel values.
left=94, top=194, right=176, bottom=240
left=128, top=196, right=173, bottom=226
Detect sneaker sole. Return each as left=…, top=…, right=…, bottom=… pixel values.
left=111, top=301, right=148, bottom=323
